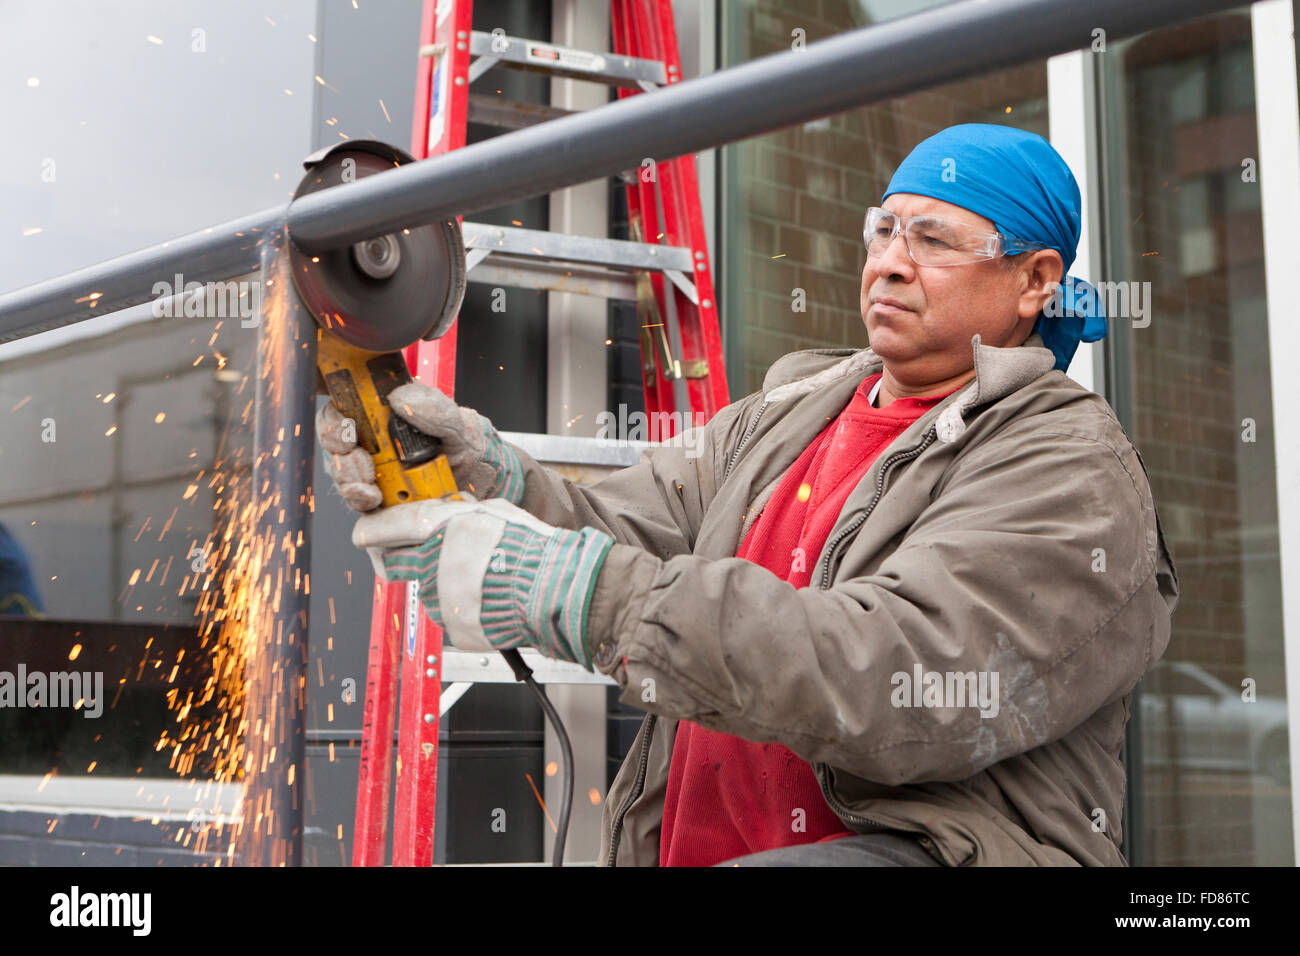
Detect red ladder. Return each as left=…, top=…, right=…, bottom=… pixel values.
left=351, top=0, right=727, bottom=866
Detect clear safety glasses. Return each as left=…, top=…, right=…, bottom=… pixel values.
left=863, top=206, right=1040, bottom=267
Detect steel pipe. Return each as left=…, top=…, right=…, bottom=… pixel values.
left=0, top=206, right=284, bottom=345
left=285, top=0, right=1242, bottom=249
left=0, top=0, right=1243, bottom=343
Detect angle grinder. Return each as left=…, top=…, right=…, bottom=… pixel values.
left=289, top=140, right=467, bottom=508
left=292, top=141, right=578, bottom=867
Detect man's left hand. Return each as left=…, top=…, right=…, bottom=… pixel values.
left=352, top=496, right=615, bottom=669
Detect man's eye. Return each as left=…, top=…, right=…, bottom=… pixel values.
left=918, top=233, right=951, bottom=247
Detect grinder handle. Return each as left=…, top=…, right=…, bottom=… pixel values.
left=317, top=329, right=462, bottom=507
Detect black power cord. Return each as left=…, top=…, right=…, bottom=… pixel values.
left=500, top=649, right=573, bottom=867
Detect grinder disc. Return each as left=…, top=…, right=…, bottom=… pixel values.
left=288, top=140, right=465, bottom=353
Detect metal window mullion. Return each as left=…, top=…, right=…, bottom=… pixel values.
left=1047, top=49, right=1104, bottom=397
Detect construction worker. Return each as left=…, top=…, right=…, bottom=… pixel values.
left=318, top=123, right=1178, bottom=867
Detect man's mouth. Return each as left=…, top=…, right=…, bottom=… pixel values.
left=870, top=296, right=915, bottom=315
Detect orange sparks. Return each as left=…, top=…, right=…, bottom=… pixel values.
left=524, top=773, right=557, bottom=834
left=69, top=643, right=82, bottom=661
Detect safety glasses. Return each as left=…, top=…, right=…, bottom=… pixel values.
left=863, top=207, right=1041, bottom=267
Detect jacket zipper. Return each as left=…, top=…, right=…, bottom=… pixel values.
left=608, top=407, right=943, bottom=859
left=816, top=428, right=937, bottom=589
left=605, top=713, right=657, bottom=866
left=812, top=425, right=939, bottom=832
left=606, top=399, right=769, bottom=865
left=724, top=400, right=769, bottom=483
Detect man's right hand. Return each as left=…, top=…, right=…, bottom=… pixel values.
left=316, top=381, right=525, bottom=513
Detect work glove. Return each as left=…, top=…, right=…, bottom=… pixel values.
left=316, top=382, right=526, bottom=512
left=352, top=495, right=614, bottom=669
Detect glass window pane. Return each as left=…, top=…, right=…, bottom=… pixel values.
left=1101, top=7, right=1293, bottom=866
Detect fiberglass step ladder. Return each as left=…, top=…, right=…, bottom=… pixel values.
left=351, top=0, right=728, bottom=866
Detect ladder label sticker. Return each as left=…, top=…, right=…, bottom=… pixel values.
left=526, top=45, right=606, bottom=74
left=405, top=581, right=420, bottom=658
left=428, top=48, right=449, bottom=153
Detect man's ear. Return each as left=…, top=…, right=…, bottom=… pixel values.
left=1017, top=249, right=1065, bottom=322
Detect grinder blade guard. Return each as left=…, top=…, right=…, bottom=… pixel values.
left=288, top=140, right=466, bottom=353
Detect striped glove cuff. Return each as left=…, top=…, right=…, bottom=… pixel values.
left=480, top=524, right=614, bottom=668
left=479, top=415, right=526, bottom=506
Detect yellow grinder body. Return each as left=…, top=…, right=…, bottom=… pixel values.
left=287, top=141, right=468, bottom=508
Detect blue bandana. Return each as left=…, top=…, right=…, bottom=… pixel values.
left=882, top=123, right=1107, bottom=372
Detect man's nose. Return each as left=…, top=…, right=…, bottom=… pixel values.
left=872, top=228, right=916, bottom=280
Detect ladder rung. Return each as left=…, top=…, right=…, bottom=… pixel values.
left=467, top=30, right=666, bottom=88
left=468, top=256, right=644, bottom=300
left=463, top=222, right=693, bottom=272
left=441, top=650, right=616, bottom=685
left=498, top=431, right=651, bottom=468
left=468, top=94, right=575, bottom=130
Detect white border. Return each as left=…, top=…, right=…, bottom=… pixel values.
left=1252, top=0, right=1300, bottom=865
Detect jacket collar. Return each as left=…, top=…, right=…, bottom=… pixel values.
left=762, top=332, right=1058, bottom=444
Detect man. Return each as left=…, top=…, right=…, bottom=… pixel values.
left=318, top=124, right=1178, bottom=866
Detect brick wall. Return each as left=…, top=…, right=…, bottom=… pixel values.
left=725, top=0, right=1048, bottom=396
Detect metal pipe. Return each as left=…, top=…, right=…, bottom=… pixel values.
left=0, top=206, right=284, bottom=346
left=235, top=238, right=316, bottom=866
left=0, top=0, right=1241, bottom=343
left=284, top=0, right=1240, bottom=250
